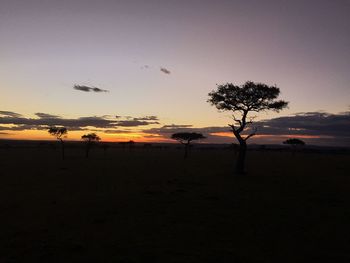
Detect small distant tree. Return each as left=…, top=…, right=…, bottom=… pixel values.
left=208, top=81, right=288, bottom=174
left=127, top=140, right=135, bottom=150
left=81, top=133, right=101, bottom=158
left=48, top=127, right=68, bottom=160
left=171, top=132, right=206, bottom=159
left=101, top=143, right=110, bottom=156
left=283, top=138, right=305, bottom=154
left=283, top=138, right=305, bottom=146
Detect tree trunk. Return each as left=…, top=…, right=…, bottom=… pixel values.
left=86, top=145, right=90, bottom=158
left=235, top=141, right=247, bottom=175
left=60, top=140, right=65, bottom=160
left=184, top=144, right=189, bottom=159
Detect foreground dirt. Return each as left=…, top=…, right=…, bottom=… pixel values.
left=1, top=147, right=350, bottom=262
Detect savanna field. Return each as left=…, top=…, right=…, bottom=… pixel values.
left=1, top=143, right=350, bottom=263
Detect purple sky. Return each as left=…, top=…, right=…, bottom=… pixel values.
left=0, top=0, right=349, bottom=144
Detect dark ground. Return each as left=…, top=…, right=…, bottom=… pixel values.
left=1, top=144, right=350, bottom=262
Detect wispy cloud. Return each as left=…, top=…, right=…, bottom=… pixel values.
left=35, top=112, right=60, bottom=118
left=162, top=124, right=193, bottom=129
left=103, top=130, right=134, bottom=134
left=140, top=65, right=150, bottom=70
left=73, top=85, right=109, bottom=93
left=117, top=120, right=159, bottom=127
left=160, top=67, right=171, bottom=74
left=133, top=116, right=159, bottom=121
left=0, top=111, right=23, bottom=118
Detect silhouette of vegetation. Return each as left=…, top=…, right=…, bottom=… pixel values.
left=119, top=140, right=135, bottom=150
left=101, top=143, right=110, bottom=156
left=171, top=132, right=206, bottom=159
left=81, top=133, right=101, bottom=158
left=208, top=81, right=288, bottom=174
left=48, top=127, right=67, bottom=160
left=283, top=138, right=305, bottom=155
left=283, top=138, right=305, bottom=146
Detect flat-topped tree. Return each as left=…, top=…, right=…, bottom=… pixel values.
left=48, top=127, right=68, bottom=160
left=283, top=138, right=305, bottom=146
left=171, top=132, right=206, bottom=159
left=208, top=81, right=288, bottom=174
left=81, top=133, right=101, bottom=158
left=283, top=138, right=305, bottom=154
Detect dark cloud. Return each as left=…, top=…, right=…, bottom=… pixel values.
left=143, top=125, right=229, bottom=136
left=0, top=124, right=49, bottom=131
left=162, top=124, right=193, bottom=129
left=142, top=111, right=350, bottom=146
left=1, top=110, right=349, bottom=146
left=73, top=85, right=109, bottom=93
left=114, top=115, right=159, bottom=122
left=160, top=67, right=171, bottom=74
left=133, top=116, right=159, bottom=121
left=0, top=116, right=115, bottom=129
left=256, top=111, right=350, bottom=137
left=0, top=132, right=10, bottom=135
left=117, top=120, right=159, bottom=127
left=143, top=135, right=164, bottom=139
left=142, top=125, right=232, bottom=144
left=35, top=112, right=60, bottom=118
left=92, top=87, right=108, bottom=92
left=0, top=111, right=22, bottom=118
left=103, top=130, right=133, bottom=134
left=0, top=111, right=159, bottom=131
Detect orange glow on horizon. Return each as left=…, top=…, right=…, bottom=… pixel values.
left=0, top=129, right=173, bottom=143
left=0, top=129, right=332, bottom=143
left=209, top=132, right=329, bottom=139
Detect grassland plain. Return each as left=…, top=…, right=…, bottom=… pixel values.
left=1, top=145, right=350, bottom=263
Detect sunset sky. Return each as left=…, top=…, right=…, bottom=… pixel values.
left=1, top=0, right=349, bottom=145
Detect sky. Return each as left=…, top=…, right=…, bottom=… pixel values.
left=0, top=0, right=349, bottom=145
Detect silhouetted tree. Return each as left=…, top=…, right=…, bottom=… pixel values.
left=119, top=140, right=135, bottom=150
left=48, top=127, right=67, bottom=160
left=283, top=138, right=305, bottom=154
left=127, top=140, right=135, bottom=150
left=81, top=133, right=100, bottom=158
left=283, top=138, right=305, bottom=146
left=208, top=81, right=288, bottom=174
left=101, top=143, right=110, bottom=156
left=171, top=132, right=206, bottom=159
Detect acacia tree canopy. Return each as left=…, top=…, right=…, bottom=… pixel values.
left=283, top=138, right=305, bottom=146
left=81, top=133, right=101, bottom=142
left=48, top=127, right=67, bottom=140
left=208, top=81, right=288, bottom=113
left=48, top=127, right=68, bottom=160
left=208, top=81, right=288, bottom=141
left=171, top=132, right=206, bottom=145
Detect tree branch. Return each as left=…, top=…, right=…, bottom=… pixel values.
left=228, top=124, right=236, bottom=132
left=244, top=127, right=257, bottom=141
left=232, top=115, right=242, bottom=126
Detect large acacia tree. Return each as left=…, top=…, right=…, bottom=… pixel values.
left=208, top=81, right=288, bottom=174
left=48, top=127, right=68, bottom=160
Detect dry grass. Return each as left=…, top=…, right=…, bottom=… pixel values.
left=1, top=147, right=350, bottom=262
